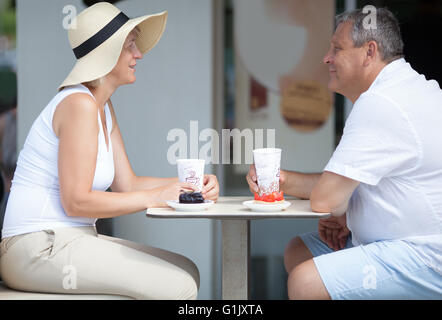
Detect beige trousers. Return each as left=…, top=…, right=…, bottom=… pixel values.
left=0, top=226, right=199, bottom=299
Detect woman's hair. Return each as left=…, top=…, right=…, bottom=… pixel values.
left=83, top=77, right=105, bottom=88
left=132, top=26, right=141, bottom=38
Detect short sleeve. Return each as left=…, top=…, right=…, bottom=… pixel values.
left=324, top=93, right=421, bottom=185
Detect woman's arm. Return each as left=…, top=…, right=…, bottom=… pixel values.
left=107, top=99, right=179, bottom=192
left=107, top=99, right=219, bottom=200
left=131, top=176, right=178, bottom=191
left=54, top=94, right=195, bottom=219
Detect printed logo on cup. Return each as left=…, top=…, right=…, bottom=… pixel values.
left=177, top=159, right=205, bottom=191
left=185, top=170, right=200, bottom=187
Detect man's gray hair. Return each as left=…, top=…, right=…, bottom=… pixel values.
left=336, top=7, right=404, bottom=62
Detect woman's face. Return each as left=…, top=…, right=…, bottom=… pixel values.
left=109, top=29, right=142, bottom=85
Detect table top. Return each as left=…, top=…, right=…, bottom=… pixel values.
left=146, top=196, right=330, bottom=220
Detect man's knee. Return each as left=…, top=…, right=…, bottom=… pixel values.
left=287, top=260, right=330, bottom=300
left=284, top=236, right=312, bottom=273
left=287, top=267, right=303, bottom=300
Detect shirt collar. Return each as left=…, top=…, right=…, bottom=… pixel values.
left=367, top=58, right=408, bottom=91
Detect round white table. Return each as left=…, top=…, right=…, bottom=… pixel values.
left=146, top=196, right=330, bottom=299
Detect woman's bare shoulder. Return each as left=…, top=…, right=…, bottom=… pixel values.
left=58, top=92, right=97, bottom=113
left=53, top=93, right=98, bottom=137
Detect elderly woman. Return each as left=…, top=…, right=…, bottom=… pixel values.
left=0, top=2, right=219, bottom=299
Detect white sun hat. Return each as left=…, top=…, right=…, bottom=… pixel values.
left=59, top=1, right=167, bottom=90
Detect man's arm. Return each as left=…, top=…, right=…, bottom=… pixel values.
left=310, top=171, right=360, bottom=216
left=247, top=167, right=359, bottom=211
left=280, top=170, right=322, bottom=199
left=246, top=166, right=321, bottom=199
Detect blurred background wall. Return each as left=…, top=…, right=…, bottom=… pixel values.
left=0, top=0, right=16, bottom=240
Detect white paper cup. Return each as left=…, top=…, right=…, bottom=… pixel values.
left=253, top=148, right=281, bottom=195
left=177, top=159, right=205, bottom=191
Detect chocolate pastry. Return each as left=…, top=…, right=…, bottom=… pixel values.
left=179, top=191, right=204, bottom=204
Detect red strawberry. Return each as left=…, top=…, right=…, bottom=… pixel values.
left=265, top=193, right=275, bottom=202
left=276, top=191, right=284, bottom=201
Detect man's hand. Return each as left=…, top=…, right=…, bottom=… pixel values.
left=246, top=164, right=286, bottom=194
left=246, top=164, right=259, bottom=193
left=318, top=214, right=350, bottom=251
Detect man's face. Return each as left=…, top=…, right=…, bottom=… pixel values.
left=323, top=21, right=366, bottom=97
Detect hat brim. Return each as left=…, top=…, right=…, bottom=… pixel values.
left=58, top=11, right=168, bottom=90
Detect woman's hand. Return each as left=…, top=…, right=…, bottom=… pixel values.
left=201, top=174, right=219, bottom=202
left=150, top=181, right=197, bottom=207
left=318, top=214, right=350, bottom=251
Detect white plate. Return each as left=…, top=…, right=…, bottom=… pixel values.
left=242, top=200, right=292, bottom=212
left=166, top=200, right=214, bottom=212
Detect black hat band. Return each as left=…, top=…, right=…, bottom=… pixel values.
left=73, top=11, right=130, bottom=59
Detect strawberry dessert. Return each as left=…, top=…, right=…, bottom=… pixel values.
left=254, top=191, right=284, bottom=204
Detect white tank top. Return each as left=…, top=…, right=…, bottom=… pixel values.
left=1, top=84, right=115, bottom=238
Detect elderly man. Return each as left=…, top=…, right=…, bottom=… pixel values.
left=247, top=8, right=442, bottom=299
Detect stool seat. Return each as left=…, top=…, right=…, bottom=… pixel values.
left=0, top=281, right=132, bottom=300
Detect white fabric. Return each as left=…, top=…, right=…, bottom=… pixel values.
left=1, top=84, right=114, bottom=238
left=324, top=58, right=442, bottom=274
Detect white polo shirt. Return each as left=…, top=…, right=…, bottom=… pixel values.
left=324, top=58, right=442, bottom=274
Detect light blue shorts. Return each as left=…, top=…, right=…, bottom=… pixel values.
left=300, top=231, right=442, bottom=300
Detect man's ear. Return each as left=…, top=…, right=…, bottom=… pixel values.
left=363, top=41, right=378, bottom=66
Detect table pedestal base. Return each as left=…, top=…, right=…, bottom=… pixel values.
left=222, top=220, right=250, bottom=300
